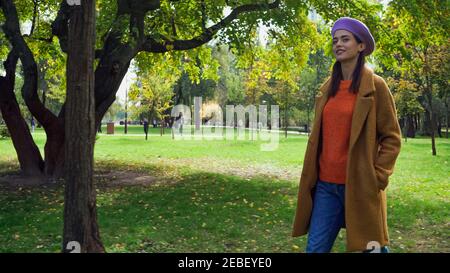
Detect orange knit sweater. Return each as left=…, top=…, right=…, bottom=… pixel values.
left=319, top=80, right=357, bottom=184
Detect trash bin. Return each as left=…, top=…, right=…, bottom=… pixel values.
left=107, top=122, right=114, bottom=135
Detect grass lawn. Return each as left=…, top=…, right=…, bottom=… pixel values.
left=0, top=126, right=448, bottom=252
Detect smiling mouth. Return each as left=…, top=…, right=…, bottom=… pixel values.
left=336, top=50, right=345, bottom=55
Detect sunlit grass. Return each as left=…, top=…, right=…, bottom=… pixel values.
left=0, top=126, right=448, bottom=252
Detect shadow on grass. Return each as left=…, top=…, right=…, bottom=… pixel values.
left=0, top=160, right=20, bottom=177
left=0, top=161, right=448, bottom=253
left=0, top=164, right=301, bottom=253
left=387, top=192, right=450, bottom=252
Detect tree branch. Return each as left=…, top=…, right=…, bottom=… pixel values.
left=0, top=50, right=19, bottom=100
left=117, top=0, right=161, bottom=15
left=118, top=0, right=160, bottom=42
left=1, top=0, right=58, bottom=128
left=26, top=36, right=54, bottom=43
left=171, top=13, right=177, bottom=37
left=30, top=0, right=38, bottom=36
left=51, top=0, right=72, bottom=53
left=201, top=0, right=207, bottom=31
left=0, top=49, right=45, bottom=175
left=21, top=0, right=54, bottom=42
left=141, top=0, right=281, bottom=53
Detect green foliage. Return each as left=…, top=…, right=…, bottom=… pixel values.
left=296, top=45, right=333, bottom=125
left=1, top=0, right=386, bottom=120
left=97, top=0, right=118, bottom=47
left=388, top=77, right=424, bottom=118
left=213, top=45, right=245, bottom=107
left=0, top=31, right=8, bottom=62
left=128, top=64, right=177, bottom=122
left=376, top=0, right=449, bottom=73
left=375, top=0, right=449, bottom=145
left=1, top=0, right=66, bottom=115
left=0, top=125, right=10, bottom=139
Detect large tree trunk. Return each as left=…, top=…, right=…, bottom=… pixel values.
left=0, top=52, right=44, bottom=176
left=63, top=0, right=104, bottom=253
left=1, top=0, right=66, bottom=178
left=44, top=122, right=65, bottom=177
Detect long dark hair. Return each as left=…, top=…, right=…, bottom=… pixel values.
left=328, top=34, right=365, bottom=97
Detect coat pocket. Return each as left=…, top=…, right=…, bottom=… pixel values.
left=370, top=163, right=382, bottom=192
left=374, top=166, right=389, bottom=191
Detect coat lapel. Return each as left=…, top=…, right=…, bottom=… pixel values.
left=348, top=66, right=375, bottom=150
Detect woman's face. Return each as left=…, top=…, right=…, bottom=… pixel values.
left=332, top=29, right=366, bottom=62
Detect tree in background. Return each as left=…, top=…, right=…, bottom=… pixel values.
left=388, top=77, right=424, bottom=140
left=213, top=45, right=245, bottom=108
left=129, top=64, right=177, bottom=137
left=376, top=0, right=449, bottom=155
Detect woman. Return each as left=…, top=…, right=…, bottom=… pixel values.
left=292, top=17, right=402, bottom=253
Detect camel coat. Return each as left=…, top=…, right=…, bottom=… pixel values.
left=292, top=65, right=402, bottom=252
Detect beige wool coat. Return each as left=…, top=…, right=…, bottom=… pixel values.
left=292, top=65, right=402, bottom=252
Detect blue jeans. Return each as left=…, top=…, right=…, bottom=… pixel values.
left=306, top=180, right=346, bottom=253
left=306, top=180, right=389, bottom=253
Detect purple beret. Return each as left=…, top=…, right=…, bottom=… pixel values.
left=331, top=17, right=375, bottom=56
